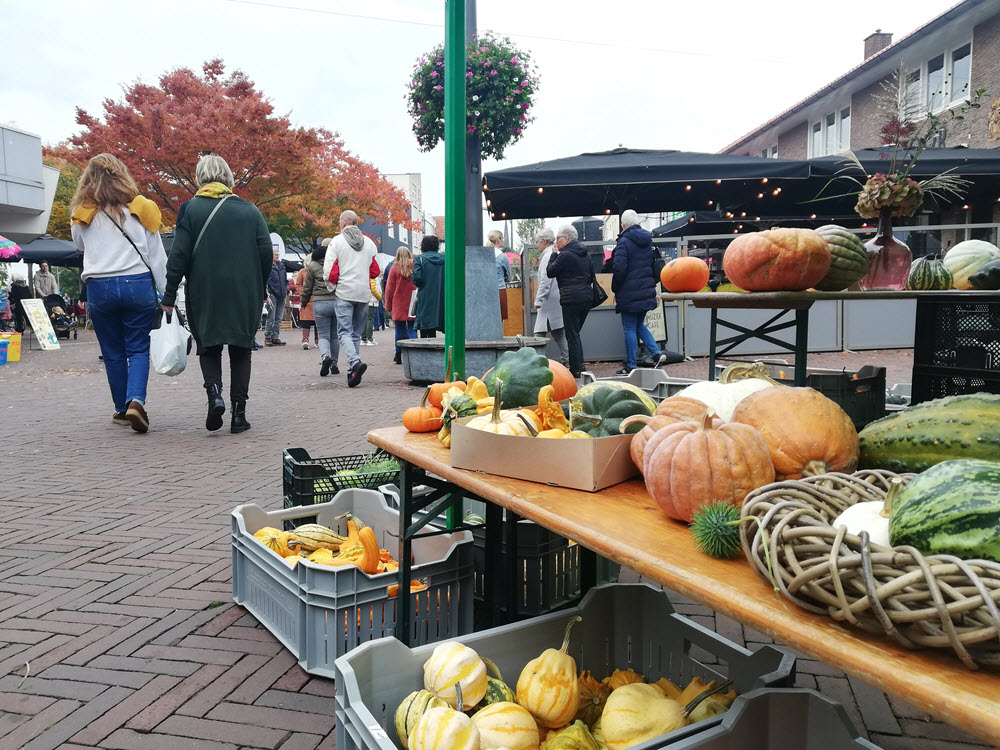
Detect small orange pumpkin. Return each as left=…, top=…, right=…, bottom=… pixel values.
left=643, top=409, right=774, bottom=523
left=660, top=257, right=710, bottom=293
left=730, top=386, right=859, bottom=480
left=428, top=347, right=466, bottom=408
left=547, top=359, right=578, bottom=401
left=403, top=387, right=444, bottom=432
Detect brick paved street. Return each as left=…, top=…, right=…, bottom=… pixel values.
left=0, top=328, right=993, bottom=749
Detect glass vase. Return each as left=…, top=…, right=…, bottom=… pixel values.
left=859, top=210, right=912, bottom=291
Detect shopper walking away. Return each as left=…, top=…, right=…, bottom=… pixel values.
left=412, top=235, right=445, bottom=338
left=612, top=210, right=667, bottom=375
left=323, top=209, right=380, bottom=387
left=533, top=227, right=569, bottom=368
left=70, top=153, right=166, bottom=433
left=488, top=230, right=512, bottom=321
left=362, top=272, right=382, bottom=346
left=263, top=234, right=287, bottom=346
left=546, top=225, right=594, bottom=378
left=384, top=245, right=417, bottom=364
left=295, top=265, right=318, bottom=349
left=301, top=241, right=340, bottom=376
left=32, top=261, right=60, bottom=298
left=161, top=153, right=272, bottom=433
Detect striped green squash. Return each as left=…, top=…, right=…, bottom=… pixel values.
left=905, top=255, right=952, bottom=290
left=395, top=690, right=448, bottom=749
left=890, top=459, right=1000, bottom=562
left=471, top=658, right=516, bottom=714
left=859, top=393, right=1000, bottom=473
left=814, top=225, right=869, bottom=291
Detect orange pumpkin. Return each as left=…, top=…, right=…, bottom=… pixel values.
left=428, top=347, right=467, bottom=408
left=547, top=359, right=578, bottom=401
left=730, top=386, right=859, bottom=480
left=723, top=228, right=831, bottom=292
left=643, top=409, right=774, bottom=523
left=403, top=387, right=445, bottom=432
left=623, top=396, right=722, bottom=473
left=660, top=257, right=710, bottom=293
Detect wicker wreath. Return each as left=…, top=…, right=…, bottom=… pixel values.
left=740, top=470, right=1000, bottom=669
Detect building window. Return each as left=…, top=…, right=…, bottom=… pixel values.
left=757, top=145, right=778, bottom=158
left=809, top=107, right=850, bottom=156
left=909, top=41, right=972, bottom=115
left=951, top=43, right=971, bottom=103
left=927, top=54, right=945, bottom=111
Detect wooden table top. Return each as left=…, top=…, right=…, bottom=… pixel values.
left=659, top=290, right=997, bottom=309
left=369, top=426, right=1000, bottom=746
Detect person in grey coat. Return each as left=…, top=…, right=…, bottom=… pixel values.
left=533, top=228, right=569, bottom=368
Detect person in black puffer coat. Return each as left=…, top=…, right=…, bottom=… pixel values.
left=611, top=210, right=666, bottom=374
left=546, top=224, right=594, bottom=377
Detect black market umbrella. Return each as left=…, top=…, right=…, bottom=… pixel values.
left=807, top=147, right=1000, bottom=215
left=651, top=211, right=865, bottom=239
left=483, top=147, right=812, bottom=220
left=16, top=235, right=83, bottom=268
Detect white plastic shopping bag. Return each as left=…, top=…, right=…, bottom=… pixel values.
left=150, top=311, right=189, bottom=376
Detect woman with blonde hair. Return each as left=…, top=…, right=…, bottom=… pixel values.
left=383, top=245, right=417, bottom=364
left=70, top=153, right=166, bottom=433
left=161, top=153, right=272, bottom=433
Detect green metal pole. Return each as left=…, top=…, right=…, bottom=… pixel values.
left=444, top=0, right=467, bottom=380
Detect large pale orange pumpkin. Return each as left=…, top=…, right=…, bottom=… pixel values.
left=643, top=410, right=774, bottom=523
left=622, top=396, right=720, bottom=473
left=723, top=228, right=831, bottom=292
left=547, top=360, right=578, bottom=402
left=660, top=257, right=710, bottom=293
left=730, top=386, right=859, bottom=480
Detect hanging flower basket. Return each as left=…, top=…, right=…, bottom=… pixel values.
left=406, top=32, right=539, bottom=160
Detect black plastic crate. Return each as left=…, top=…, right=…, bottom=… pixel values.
left=282, top=448, right=400, bottom=528
left=912, top=293, right=1000, bottom=405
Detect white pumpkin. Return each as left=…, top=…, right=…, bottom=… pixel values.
left=471, top=702, right=540, bottom=750
left=674, top=378, right=774, bottom=421
left=423, top=641, right=488, bottom=709
left=408, top=705, right=480, bottom=750
left=943, top=240, right=1000, bottom=290
left=833, top=500, right=891, bottom=547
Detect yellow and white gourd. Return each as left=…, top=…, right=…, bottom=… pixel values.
left=516, top=616, right=582, bottom=728
left=423, top=641, right=488, bottom=708
left=601, top=683, right=686, bottom=749
left=470, top=701, right=540, bottom=750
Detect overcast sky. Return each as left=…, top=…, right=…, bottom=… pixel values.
left=1, top=0, right=953, bottom=240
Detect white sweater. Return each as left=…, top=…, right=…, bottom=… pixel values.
left=323, top=228, right=379, bottom=304
left=71, top=210, right=167, bottom=294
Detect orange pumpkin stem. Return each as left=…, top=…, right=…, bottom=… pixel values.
left=559, top=615, right=582, bottom=654
left=698, top=408, right=718, bottom=432
left=801, top=459, right=831, bottom=477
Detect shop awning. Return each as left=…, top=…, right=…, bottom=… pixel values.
left=483, top=148, right=812, bottom=220
left=16, top=234, right=83, bottom=268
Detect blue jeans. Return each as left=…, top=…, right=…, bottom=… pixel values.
left=334, top=299, right=369, bottom=368
left=86, top=273, right=157, bottom=412
left=265, top=293, right=286, bottom=339
left=621, top=310, right=661, bottom=370
left=394, top=320, right=416, bottom=353
left=312, top=299, right=340, bottom=364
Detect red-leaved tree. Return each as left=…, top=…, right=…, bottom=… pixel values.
left=56, top=60, right=414, bottom=243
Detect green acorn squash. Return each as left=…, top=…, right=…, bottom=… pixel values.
left=483, top=347, right=553, bottom=408
left=890, top=458, right=1000, bottom=562
left=571, top=386, right=653, bottom=437
left=813, top=225, right=869, bottom=291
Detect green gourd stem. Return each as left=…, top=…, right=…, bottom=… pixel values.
left=455, top=681, right=464, bottom=713
left=481, top=657, right=504, bottom=682
left=682, top=679, right=734, bottom=717
left=491, top=379, right=505, bottom=424
left=881, top=477, right=903, bottom=519
left=559, top=616, right=583, bottom=654
left=570, top=411, right=601, bottom=430
left=516, top=412, right=539, bottom=436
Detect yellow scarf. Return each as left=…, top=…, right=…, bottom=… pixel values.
left=71, top=195, right=162, bottom=233
left=195, top=182, right=234, bottom=199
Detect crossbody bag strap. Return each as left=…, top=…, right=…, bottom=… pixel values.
left=192, top=194, right=233, bottom=256
left=102, top=209, right=159, bottom=297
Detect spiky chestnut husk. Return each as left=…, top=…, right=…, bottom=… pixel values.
left=690, top=501, right=742, bottom=559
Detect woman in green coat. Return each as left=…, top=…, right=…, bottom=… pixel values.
left=161, top=154, right=272, bottom=434
left=412, top=234, right=445, bottom=336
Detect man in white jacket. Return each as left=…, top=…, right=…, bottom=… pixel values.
left=323, top=210, right=380, bottom=387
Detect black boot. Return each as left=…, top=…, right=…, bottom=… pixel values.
left=231, top=400, right=251, bottom=434
left=393, top=351, right=402, bottom=364
left=205, top=384, right=225, bottom=431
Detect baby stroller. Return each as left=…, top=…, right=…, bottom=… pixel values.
left=43, top=293, right=77, bottom=340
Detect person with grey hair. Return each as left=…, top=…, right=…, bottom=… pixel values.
left=162, top=153, right=272, bottom=433
left=546, top=223, right=595, bottom=377
left=323, top=208, right=381, bottom=387
left=532, top=227, right=568, bottom=368
left=611, top=209, right=668, bottom=374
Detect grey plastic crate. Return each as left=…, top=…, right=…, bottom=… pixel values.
left=669, top=688, right=883, bottom=749
left=232, top=489, right=474, bottom=679
left=581, top=368, right=701, bottom=401
left=334, top=583, right=795, bottom=750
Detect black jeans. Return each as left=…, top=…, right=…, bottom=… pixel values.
left=561, top=304, right=591, bottom=376
left=200, top=345, right=252, bottom=402
left=419, top=329, right=437, bottom=338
